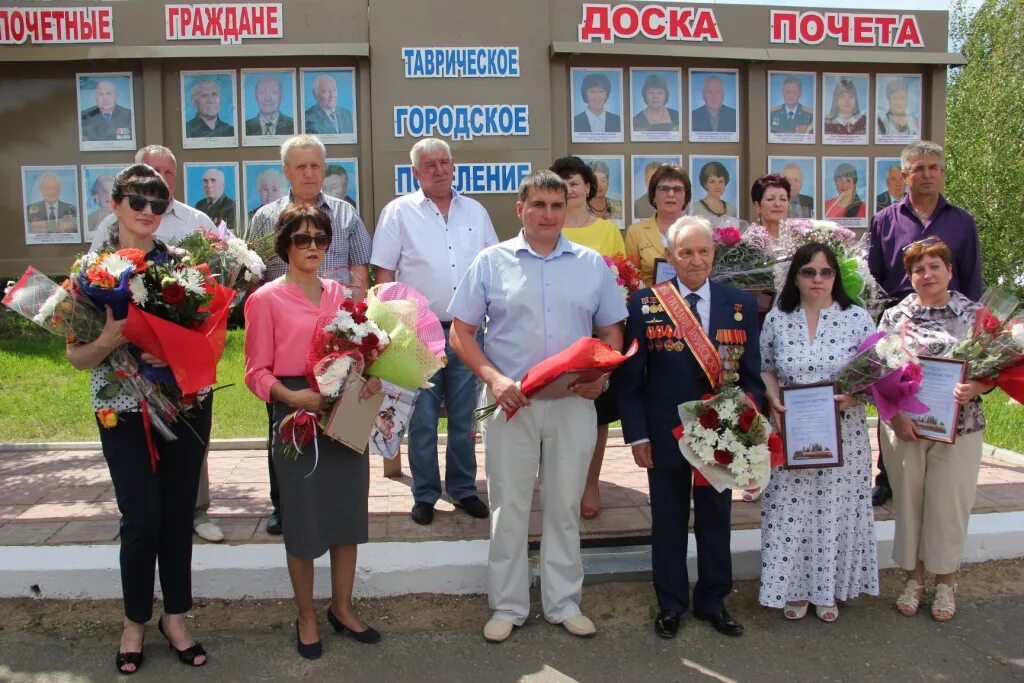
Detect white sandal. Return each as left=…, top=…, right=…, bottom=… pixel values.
left=896, top=579, right=925, bottom=616
left=931, top=583, right=957, bottom=622
left=815, top=604, right=839, bottom=623
left=783, top=601, right=809, bottom=620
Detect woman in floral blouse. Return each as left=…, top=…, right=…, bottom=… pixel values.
left=878, top=237, right=989, bottom=622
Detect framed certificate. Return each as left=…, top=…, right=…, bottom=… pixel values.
left=910, top=356, right=966, bottom=443
left=653, top=258, right=675, bottom=285
left=779, top=382, right=843, bottom=469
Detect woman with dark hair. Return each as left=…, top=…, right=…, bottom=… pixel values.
left=574, top=72, right=621, bottom=133
left=632, top=73, right=679, bottom=132
left=878, top=238, right=989, bottom=622
left=750, top=173, right=792, bottom=242
left=586, top=160, right=623, bottom=222
left=244, top=204, right=382, bottom=659
left=823, top=163, right=866, bottom=219
left=758, top=242, right=879, bottom=623
left=624, top=164, right=691, bottom=285
left=693, top=160, right=740, bottom=229
left=823, top=78, right=867, bottom=136
left=67, top=164, right=211, bottom=674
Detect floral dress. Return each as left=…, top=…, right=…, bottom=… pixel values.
left=758, top=303, right=880, bottom=607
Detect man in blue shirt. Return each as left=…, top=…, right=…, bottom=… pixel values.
left=449, top=170, right=626, bottom=643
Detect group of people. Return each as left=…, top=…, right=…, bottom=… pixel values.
left=72, top=133, right=989, bottom=672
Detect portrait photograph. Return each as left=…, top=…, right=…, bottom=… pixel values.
left=873, top=157, right=905, bottom=215
left=768, top=156, right=817, bottom=219
left=629, top=67, right=682, bottom=143
left=181, top=70, right=238, bottom=149
left=571, top=67, right=624, bottom=144
left=822, top=157, right=869, bottom=228
left=822, top=73, right=869, bottom=145
left=875, top=74, right=923, bottom=145
left=688, top=68, right=739, bottom=143
left=768, top=71, right=816, bottom=144
left=76, top=73, right=136, bottom=152
left=689, top=155, right=742, bottom=229
left=579, top=155, right=625, bottom=228
left=243, top=161, right=290, bottom=229
left=300, top=67, right=357, bottom=145
left=241, top=68, right=298, bottom=147
left=325, top=158, right=360, bottom=213
left=80, top=164, right=125, bottom=244
left=183, top=162, right=240, bottom=234
left=22, top=165, right=81, bottom=245
left=631, top=154, right=682, bottom=223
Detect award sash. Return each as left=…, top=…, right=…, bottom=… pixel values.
left=651, top=281, right=722, bottom=389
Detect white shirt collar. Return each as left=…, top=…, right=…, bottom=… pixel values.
left=677, top=278, right=711, bottom=301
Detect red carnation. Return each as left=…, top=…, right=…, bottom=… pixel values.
left=738, top=408, right=758, bottom=432
left=342, top=300, right=355, bottom=313
left=699, top=409, right=720, bottom=430
left=713, top=449, right=734, bottom=465
left=355, top=301, right=368, bottom=315
left=162, top=283, right=186, bottom=305
left=353, top=312, right=368, bottom=324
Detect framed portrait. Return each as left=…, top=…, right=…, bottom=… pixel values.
left=873, top=157, right=905, bottom=216
left=768, top=71, right=816, bottom=144
left=241, top=68, right=298, bottom=147
left=578, top=155, right=625, bottom=228
left=768, top=156, right=817, bottom=219
left=780, top=382, right=843, bottom=469
left=629, top=67, right=682, bottom=143
left=570, top=67, right=624, bottom=144
left=689, top=155, right=742, bottom=228
left=822, top=73, right=869, bottom=145
left=183, top=162, right=240, bottom=234
left=631, top=154, right=682, bottom=224
left=822, top=157, right=869, bottom=228
left=80, top=164, right=125, bottom=244
left=243, top=161, right=290, bottom=230
left=181, top=70, right=239, bottom=149
left=875, top=74, right=922, bottom=145
left=22, top=165, right=81, bottom=245
left=76, top=73, right=136, bottom=152
left=300, top=67, right=358, bottom=145
left=325, top=158, right=360, bottom=213
left=688, top=68, right=739, bottom=143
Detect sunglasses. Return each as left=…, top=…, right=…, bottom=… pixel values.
left=123, top=195, right=169, bottom=215
left=798, top=267, right=836, bottom=279
left=291, top=233, right=331, bottom=250
left=901, top=236, right=942, bottom=252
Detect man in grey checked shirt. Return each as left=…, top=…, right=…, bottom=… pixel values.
left=246, top=133, right=372, bottom=534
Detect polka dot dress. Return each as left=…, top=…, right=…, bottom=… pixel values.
left=758, top=303, right=880, bottom=608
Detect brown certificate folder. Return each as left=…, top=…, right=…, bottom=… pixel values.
left=323, top=375, right=384, bottom=452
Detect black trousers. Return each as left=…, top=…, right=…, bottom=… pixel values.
left=266, top=402, right=280, bottom=513
left=99, top=397, right=212, bottom=624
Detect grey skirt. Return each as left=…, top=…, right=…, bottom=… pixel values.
left=273, top=377, right=369, bottom=559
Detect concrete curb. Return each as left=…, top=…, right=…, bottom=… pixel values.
left=3, top=511, right=1023, bottom=600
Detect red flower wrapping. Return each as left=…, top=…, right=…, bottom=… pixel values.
left=768, top=432, right=784, bottom=468
left=162, top=283, right=186, bottom=305
left=699, top=409, right=720, bottom=430
left=738, top=407, right=757, bottom=432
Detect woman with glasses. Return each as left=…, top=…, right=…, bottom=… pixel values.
left=877, top=238, right=988, bottom=622
left=758, top=242, right=879, bottom=623
left=624, top=164, right=691, bottom=285
left=68, top=164, right=211, bottom=674
left=244, top=204, right=382, bottom=659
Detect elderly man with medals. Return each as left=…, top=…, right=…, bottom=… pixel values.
left=617, top=215, right=764, bottom=639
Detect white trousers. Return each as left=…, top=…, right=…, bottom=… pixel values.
left=482, top=395, right=597, bottom=624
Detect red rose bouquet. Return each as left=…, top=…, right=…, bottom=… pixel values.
left=950, top=288, right=1024, bottom=401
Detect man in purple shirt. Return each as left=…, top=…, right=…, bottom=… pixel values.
left=867, top=140, right=983, bottom=505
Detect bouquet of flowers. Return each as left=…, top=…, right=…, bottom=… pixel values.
left=950, top=288, right=1024, bottom=402
left=710, top=225, right=785, bottom=290
left=175, top=228, right=266, bottom=295
left=835, top=331, right=928, bottom=421
left=603, top=253, right=644, bottom=301
left=671, top=385, right=783, bottom=492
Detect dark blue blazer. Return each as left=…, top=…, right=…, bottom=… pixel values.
left=617, top=279, right=764, bottom=469
left=690, top=104, right=737, bottom=133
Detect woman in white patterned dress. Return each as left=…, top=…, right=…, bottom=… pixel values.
left=759, top=242, right=879, bottom=622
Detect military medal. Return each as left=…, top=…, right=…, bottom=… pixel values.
left=715, top=329, right=748, bottom=386
left=642, top=304, right=650, bottom=314
left=733, top=303, right=743, bottom=322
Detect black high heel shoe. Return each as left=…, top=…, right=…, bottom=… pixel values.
left=115, top=632, right=144, bottom=676
left=294, top=621, right=323, bottom=660
left=326, top=606, right=381, bottom=644
left=157, top=617, right=208, bottom=667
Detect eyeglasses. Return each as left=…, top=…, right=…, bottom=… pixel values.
left=122, top=195, right=169, bottom=215
left=291, top=233, right=331, bottom=250
left=656, top=185, right=687, bottom=195
left=901, top=236, right=942, bottom=252
left=798, top=267, right=836, bottom=279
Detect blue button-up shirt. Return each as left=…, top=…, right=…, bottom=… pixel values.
left=867, top=194, right=982, bottom=301
left=448, top=231, right=628, bottom=380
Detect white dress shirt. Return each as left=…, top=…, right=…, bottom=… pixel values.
left=90, top=199, right=217, bottom=251
left=585, top=108, right=607, bottom=133
left=371, top=189, right=498, bottom=321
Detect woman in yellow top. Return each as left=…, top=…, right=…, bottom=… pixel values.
left=550, top=156, right=625, bottom=520
left=624, top=164, right=691, bottom=285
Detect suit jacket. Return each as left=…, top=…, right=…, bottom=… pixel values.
left=304, top=105, right=354, bottom=135
left=26, top=200, right=78, bottom=233
left=80, top=104, right=133, bottom=141
left=186, top=116, right=234, bottom=138
left=195, top=195, right=236, bottom=233
left=769, top=104, right=814, bottom=134
left=573, top=110, right=621, bottom=134
left=244, top=113, right=295, bottom=136
left=875, top=191, right=902, bottom=213
left=690, top=104, right=737, bottom=133
left=617, top=279, right=764, bottom=469
left=788, top=194, right=814, bottom=218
